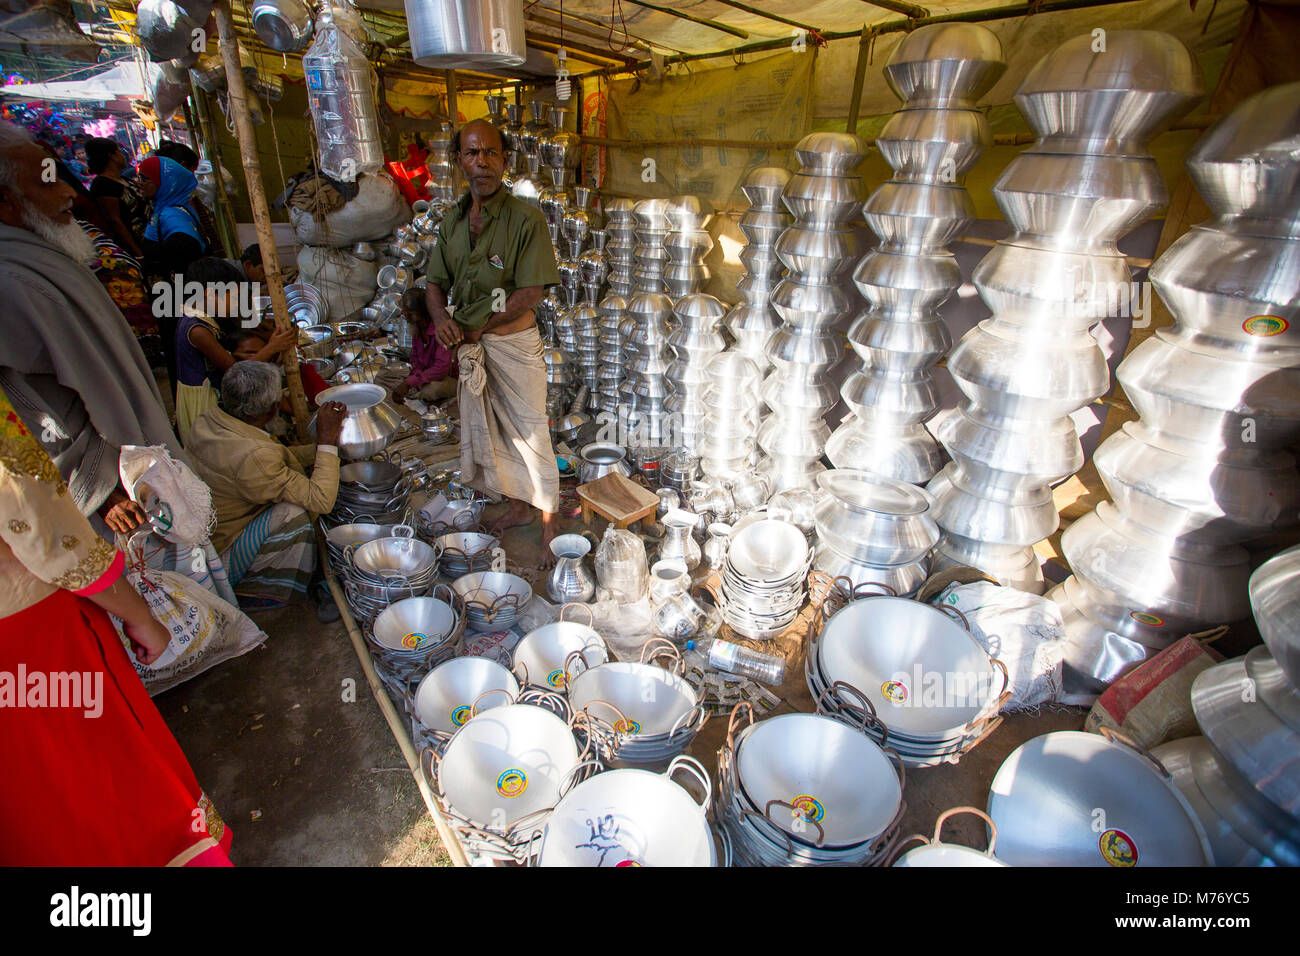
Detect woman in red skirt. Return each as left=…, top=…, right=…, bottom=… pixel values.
left=0, top=387, right=233, bottom=865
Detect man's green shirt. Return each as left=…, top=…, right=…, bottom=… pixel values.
left=424, top=186, right=560, bottom=331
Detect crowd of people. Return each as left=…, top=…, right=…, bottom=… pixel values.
left=0, top=107, right=558, bottom=865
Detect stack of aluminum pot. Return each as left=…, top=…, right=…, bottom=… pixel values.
left=1051, top=82, right=1300, bottom=692
left=633, top=199, right=672, bottom=295
left=605, top=198, right=637, bottom=297
left=827, top=24, right=1005, bottom=485
left=424, top=122, right=462, bottom=220
left=666, top=293, right=728, bottom=455
left=698, top=352, right=764, bottom=479
left=664, top=196, right=713, bottom=301
left=726, top=167, right=791, bottom=378
left=626, top=292, right=676, bottom=447
left=927, top=31, right=1203, bottom=593
left=762, top=133, right=867, bottom=492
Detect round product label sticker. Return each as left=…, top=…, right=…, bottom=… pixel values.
left=1099, top=828, right=1139, bottom=867
left=790, top=794, right=825, bottom=824
left=1242, top=315, right=1288, bottom=337
left=496, top=768, right=527, bottom=798
left=881, top=680, right=909, bottom=704
left=1130, top=611, right=1165, bottom=628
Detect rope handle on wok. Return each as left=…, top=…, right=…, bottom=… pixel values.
left=1098, top=725, right=1172, bottom=778
left=559, top=602, right=596, bottom=627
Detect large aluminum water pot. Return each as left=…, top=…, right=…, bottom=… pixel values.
left=312, top=383, right=403, bottom=459
left=407, top=0, right=527, bottom=69
left=987, top=730, right=1214, bottom=866
left=535, top=756, right=718, bottom=866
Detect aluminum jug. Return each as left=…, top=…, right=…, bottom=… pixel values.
left=659, top=509, right=702, bottom=571
left=546, top=532, right=597, bottom=604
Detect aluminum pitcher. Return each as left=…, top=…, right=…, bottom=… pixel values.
left=546, top=532, right=598, bottom=604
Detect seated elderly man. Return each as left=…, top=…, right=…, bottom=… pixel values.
left=187, top=361, right=347, bottom=615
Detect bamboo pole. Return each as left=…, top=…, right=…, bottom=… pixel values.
left=854, top=0, right=930, bottom=18
left=846, top=24, right=872, bottom=137
left=445, top=69, right=458, bottom=123
left=711, top=0, right=819, bottom=33
left=315, top=527, right=470, bottom=868
left=621, top=0, right=750, bottom=39
left=187, top=80, right=239, bottom=259
left=213, top=0, right=309, bottom=432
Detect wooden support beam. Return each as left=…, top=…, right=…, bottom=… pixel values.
left=526, top=34, right=637, bottom=69
left=186, top=80, right=239, bottom=260
left=529, top=5, right=691, bottom=55
left=213, top=0, right=309, bottom=433
left=846, top=24, right=872, bottom=137
left=621, top=0, right=750, bottom=39
left=445, top=69, right=458, bottom=122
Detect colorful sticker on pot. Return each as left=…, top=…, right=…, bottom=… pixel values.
left=1130, top=611, right=1165, bottom=628
left=546, top=668, right=567, bottom=689
left=613, top=718, right=640, bottom=736
left=402, top=631, right=427, bottom=650
left=615, top=859, right=642, bottom=867
left=496, top=768, right=527, bottom=798
left=881, top=680, right=909, bottom=704
left=450, top=704, right=473, bottom=727
left=1099, top=829, right=1138, bottom=868
left=791, top=794, right=825, bottom=824
left=1242, top=315, right=1289, bottom=337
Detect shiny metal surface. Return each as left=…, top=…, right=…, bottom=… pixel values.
left=414, top=656, right=518, bottom=736
left=406, top=0, right=526, bottom=69
left=251, top=0, right=312, bottom=52
left=372, top=596, right=458, bottom=654
left=312, top=383, right=403, bottom=459
left=1059, top=84, right=1300, bottom=688
left=568, top=661, right=698, bottom=738
left=1250, top=544, right=1300, bottom=689
left=988, top=731, right=1213, bottom=866
left=930, top=31, right=1202, bottom=596
left=814, top=469, right=939, bottom=566
left=1192, top=657, right=1300, bottom=821
left=512, top=621, right=608, bottom=691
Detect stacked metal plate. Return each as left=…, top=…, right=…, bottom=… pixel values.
left=633, top=198, right=671, bottom=295
left=568, top=646, right=707, bottom=770
left=807, top=594, right=1009, bottom=767
left=697, top=352, right=763, bottom=479
left=719, top=519, right=812, bottom=639
left=812, top=469, right=940, bottom=597
left=625, top=292, right=675, bottom=447
left=665, top=195, right=713, bottom=301
left=604, top=197, right=637, bottom=298
left=762, top=132, right=866, bottom=492
left=666, top=293, right=727, bottom=455
left=1050, top=82, right=1300, bottom=692
left=717, top=708, right=905, bottom=867
left=987, top=731, right=1213, bottom=866
left=450, top=570, right=534, bottom=632
left=928, top=31, right=1204, bottom=595
left=828, top=24, right=1004, bottom=485
left=726, top=167, right=791, bottom=377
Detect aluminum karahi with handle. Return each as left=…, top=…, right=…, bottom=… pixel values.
left=987, top=728, right=1214, bottom=866
left=892, top=807, right=1008, bottom=867
left=533, top=755, right=720, bottom=867
left=512, top=604, right=610, bottom=692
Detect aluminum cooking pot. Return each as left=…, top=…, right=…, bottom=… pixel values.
left=512, top=605, right=609, bottom=691
left=892, top=807, right=1008, bottom=868
left=987, top=730, right=1213, bottom=866
left=413, top=656, right=519, bottom=737
left=312, top=383, right=403, bottom=460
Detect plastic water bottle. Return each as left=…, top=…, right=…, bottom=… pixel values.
left=687, top=639, right=786, bottom=686
left=302, top=6, right=384, bottom=180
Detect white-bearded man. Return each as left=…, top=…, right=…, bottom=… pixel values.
left=0, top=120, right=181, bottom=537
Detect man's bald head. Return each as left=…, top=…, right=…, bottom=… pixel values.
left=452, top=119, right=505, bottom=156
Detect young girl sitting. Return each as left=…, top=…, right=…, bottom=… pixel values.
left=380, top=288, right=459, bottom=404
left=174, top=258, right=295, bottom=445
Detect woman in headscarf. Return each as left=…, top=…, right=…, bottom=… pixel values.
left=0, top=385, right=234, bottom=865
left=139, top=154, right=209, bottom=281
left=139, top=155, right=211, bottom=397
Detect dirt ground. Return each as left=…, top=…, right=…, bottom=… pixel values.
left=151, top=495, right=1088, bottom=866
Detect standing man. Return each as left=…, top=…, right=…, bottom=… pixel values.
left=424, top=119, right=561, bottom=549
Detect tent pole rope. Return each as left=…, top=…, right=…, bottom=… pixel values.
left=213, top=0, right=310, bottom=433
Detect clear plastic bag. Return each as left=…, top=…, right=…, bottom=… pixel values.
left=594, top=526, right=648, bottom=603
left=302, top=7, right=384, bottom=181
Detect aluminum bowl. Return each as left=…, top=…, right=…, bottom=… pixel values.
left=537, top=756, right=716, bottom=866
left=988, top=731, right=1213, bottom=866
left=727, top=520, right=810, bottom=582
left=414, top=656, right=519, bottom=737
left=578, top=442, right=631, bottom=483
left=436, top=532, right=501, bottom=577
left=352, top=535, right=440, bottom=582
left=513, top=620, right=610, bottom=691
left=371, top=595, right=459, bottom=655
left=568, top=661, right=699, bottom=739
left=436, top=703, right=580, bottom=843
left=452, top=570, right=534, bottom=632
